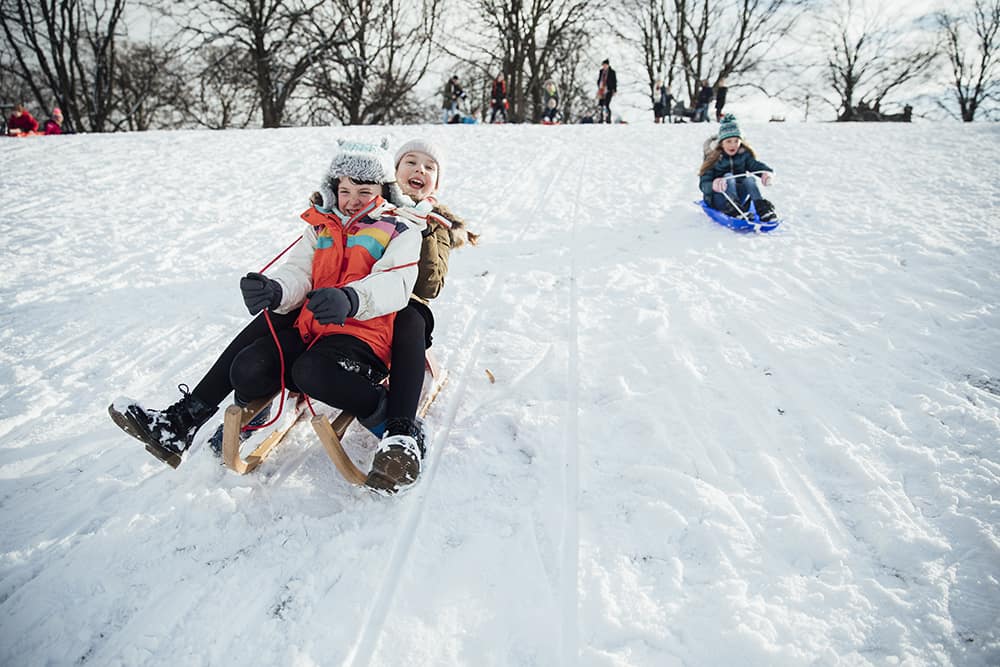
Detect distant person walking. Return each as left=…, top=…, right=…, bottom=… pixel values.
left=653, top=80, right=673, bottom=124
left=714, top=78, right=728, bottom=121
left=597, top=59, right=617, bottom=124
left=441, top=75, right=465, bottom=124
left=489, top=73, right=508, bottom=123
left=694, top=80, right=713, bottom=122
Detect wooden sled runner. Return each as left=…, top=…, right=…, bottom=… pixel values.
left=221, top=353, right=447, bottom=485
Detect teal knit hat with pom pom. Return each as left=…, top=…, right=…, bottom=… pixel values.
left=718, top=113, right=741, bottom=140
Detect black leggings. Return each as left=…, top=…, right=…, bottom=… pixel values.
left=387, top=302, right=434, bottom=423
left=229, top=330, right=387, bottom=418
left=191, top=301, right=434, bottom=422
left=191, top=309, right=301, bottom=408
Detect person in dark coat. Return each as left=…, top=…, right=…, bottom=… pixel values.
left=489, top=73, right=508, bottom=123
left=441, top=75, right=465, bottom=124
left=653, top=80, right=673, bottom=124
left=597, top=59, right=617, bottom=124
left=714, top=77, right=728, bottom=121
left=694, top=80, right=713, bottom=122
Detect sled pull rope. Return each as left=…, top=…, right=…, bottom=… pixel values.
left=244, top=235, right=319, bottom=432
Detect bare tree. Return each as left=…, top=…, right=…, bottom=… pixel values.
left=446, top=0, right=600, bottom=123
left=615, top=0, right=680, bottom=112
left=112, top=41, right=188, bottom=130
left=306, top=0, right=440, bottom=125
left=937, top=0, right=1000, bottom=121
left=175, top=0, right=352, bottom=128
left=183, top=44, right=261, bottom=129
left=0, top=0, right=128, bottom=132
left=820, top=0, right=938, bottom=121
left=667, top=0, right=805, bottom=107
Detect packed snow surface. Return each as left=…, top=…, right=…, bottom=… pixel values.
left=1, top=123, right=998, bottom=666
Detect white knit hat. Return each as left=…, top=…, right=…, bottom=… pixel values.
left=319, top=137, right=409, bottom=208
left=394, top=139, right=445, bottom=190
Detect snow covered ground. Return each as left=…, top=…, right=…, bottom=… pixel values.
left=1, top=122, right=998, bottom=666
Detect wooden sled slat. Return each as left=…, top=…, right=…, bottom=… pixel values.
left=417, top=370, right=448, bottom=419
left=222, top=393, right=303, bottom=474
left=312, top=411, right=367, bottom=485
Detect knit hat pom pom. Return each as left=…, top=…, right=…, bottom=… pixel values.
left=320, top=136, right=406, bottom=209
left=718, top=113, right=742, bottom=141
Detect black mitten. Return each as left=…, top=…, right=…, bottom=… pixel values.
left=305, top=287, right=359, bottom=325
left=240, top=272, right=282, bottom=315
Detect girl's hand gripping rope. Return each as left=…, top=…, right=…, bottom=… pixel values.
left=305, top=287, right=359, bottom=325
left=240, top=272, right=283, bottom=315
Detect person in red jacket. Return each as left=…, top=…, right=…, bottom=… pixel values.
left=489, top=73, right=508, bottom=123
left=43, top=108, right=64, bottom=135
left=6, top=103, right=39, bottom=135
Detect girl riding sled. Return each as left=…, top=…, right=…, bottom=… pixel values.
left=110, top=138, right=421, bottom=471
left=699, top=114, right=778, bottom=222
left=109, top=138, right=475, bottom=495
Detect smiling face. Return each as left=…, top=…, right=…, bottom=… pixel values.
left=337, top=178, right=381, bottom=217
left=721, top=137, right=741, bottom=156
left=395, top=151, right=439, bottom=201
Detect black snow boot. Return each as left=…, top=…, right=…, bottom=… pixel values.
left=754, top=199, right=778, bottom=222
left=365, top=417, right=426, bottom=496
left=207, top=401, right=272, bottom=457
left=721, top=201, right=747, bottom=219
left=108, top=385, right=216, bottom=468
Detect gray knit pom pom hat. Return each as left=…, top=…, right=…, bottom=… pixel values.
left=318, top=137, right=411, bottom=209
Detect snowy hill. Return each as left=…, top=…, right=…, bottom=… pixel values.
left=1, top=122, right=998, bottom=666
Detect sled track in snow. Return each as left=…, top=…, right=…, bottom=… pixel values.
left=344, top=141, right=573, bottom=667
left=559, top=149, right=585, bottom=665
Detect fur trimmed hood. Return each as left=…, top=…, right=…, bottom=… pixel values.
left=431, top=203, right=478, bottom=248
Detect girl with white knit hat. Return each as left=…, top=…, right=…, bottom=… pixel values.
left=363, top=138, right=479, bottom=494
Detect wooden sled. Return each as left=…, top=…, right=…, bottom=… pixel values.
left=312, top=357, right=448, bottom=486
left=221, top=353, right=447, bottom=484
left=221, top=394, right=308, bottom=474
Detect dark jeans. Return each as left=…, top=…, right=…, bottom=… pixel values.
left=598, top=93, right=614, bottom=123
left=490, top=104, right=507, bottom=123
left=708, top=172, right=762, bottom=211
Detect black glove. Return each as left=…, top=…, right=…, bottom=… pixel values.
left=306, top=287, right=359, bottom=325
left=240, top=272, right=282, bottom=315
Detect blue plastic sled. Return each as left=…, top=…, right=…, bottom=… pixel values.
left=697, top=200, right=781, bottom=233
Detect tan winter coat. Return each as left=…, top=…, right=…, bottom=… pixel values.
left=412, top=203, right=477, bottom=305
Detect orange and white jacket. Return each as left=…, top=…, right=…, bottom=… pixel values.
left=267, top=196, right=422, bottom=365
